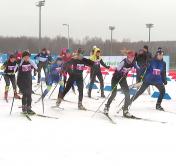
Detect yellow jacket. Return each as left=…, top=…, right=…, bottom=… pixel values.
left=90, top=48, right=102, bottom=62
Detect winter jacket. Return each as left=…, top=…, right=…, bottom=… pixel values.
left=144, top=58, right=167, bottom=85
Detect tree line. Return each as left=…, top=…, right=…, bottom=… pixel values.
left=0, top=36, right=175, bottom=68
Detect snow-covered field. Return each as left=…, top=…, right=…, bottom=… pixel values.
left=0, top=71, right=176, bottom=166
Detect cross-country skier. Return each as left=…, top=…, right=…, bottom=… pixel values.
left=56, top=48, right=94, bottom=110
left=130, top=49, right=167, bottom=111
left=34, top=48, right=53, bottom=84
left=136, top=45, right=152, bottom=83
left=36, top=57, right=64, bottom=102
left=17, top=51, right=38, bottom=115
left=0, top=54, right=21, bottom=101
left=88, top=48, right=110, bottom=98
left=103, top=51, right=139, bottom=118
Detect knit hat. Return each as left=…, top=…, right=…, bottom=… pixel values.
left=127, top=51, right=135, bottom=59
left=9, top=54, right=16, bottom=59
left=22, top=51, right=30, bottom=58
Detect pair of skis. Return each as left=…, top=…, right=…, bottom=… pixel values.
left=21, top=112, right=59, bottom=121
left=97, top=112, right=167, bottom=124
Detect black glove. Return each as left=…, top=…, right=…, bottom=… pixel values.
left=164, top=80, right=167, bottom=85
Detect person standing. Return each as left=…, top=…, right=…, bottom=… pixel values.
left=88, top=48, right=110, bottom=98
left=130, top=50, right=167, bottom=111
left=34, top=48, right=53, bottom=84
left=103, top=51, right=139, bottom=118
left=56, top=48, right=94, bottom=110
left=17, top=51, right=38, bottom=115
left=0, top=54, right=20, bottom=102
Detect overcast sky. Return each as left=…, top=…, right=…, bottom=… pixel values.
left=0, top=0, right=175, bottom=41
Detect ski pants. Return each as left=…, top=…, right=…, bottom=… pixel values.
left=106, top=75, right=130, bottom=110
left=89, top=70, right=104, bottom=92
left=4, top=74, right=17, bottom=91
left=131, top=82, right=165, bottom=105
left=59, top=74, right=83, bottom=102
left=22, top=91, right=32, bottom=107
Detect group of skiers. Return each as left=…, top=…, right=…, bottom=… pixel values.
left=0, top=45, right=167, bottom=118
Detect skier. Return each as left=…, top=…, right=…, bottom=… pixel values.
left=56, top=48, right=94, bottom=110
left=0, top=54, right=21, bottom=101
left=103, top=51, right=139, bottom=118
left=17, top=51, right=38, bottom=115
left=34, top=48, right=53, bottom=84
left=36, top=57, right=64, bottom=102
left=60, top=48, right=75, bottom=93
left=130, top=50, right=167, bottom=111
left=136, top=45, right=152, bottom=83
left=88, top=48, right=110, bottom=98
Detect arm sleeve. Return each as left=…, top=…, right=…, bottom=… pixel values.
left=100, top=59, right=110, bottom=69
left=29, top=60, right=38, bottom=70
left=82, top=58, right=94, bottom=67
left=116, top=60, right=125, bottom=71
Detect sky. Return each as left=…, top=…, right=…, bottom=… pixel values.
left=0, top=0, right=175, bottom=42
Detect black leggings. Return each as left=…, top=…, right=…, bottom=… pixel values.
left=131, top=82, right=165, bottom=105
left=22, top=92, right=32, bottom=107
left=4, top=74, right=17, bottom=91
left=59, top=74, right=83, bottom=102
left=106, top=76, right=130, bottom=110
left=89, top=70, right=104, bottom=91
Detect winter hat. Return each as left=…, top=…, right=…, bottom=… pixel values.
left=143, top=45, right=148, bottom=50
left=77, top=48, right=85, bottom=54
left=155, top=50, right=164, bottom=57
left=61, top=48, right=67, bottom=55
left=22, top=51, right=30, bottom=58
left=127, top=51, right=135, bottom=59
left=9, top=54, right=16, bottom=59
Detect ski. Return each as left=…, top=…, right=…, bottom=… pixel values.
left=34, top=113, right=59, bottom=119
left=51, top=106, right=64, bottom=110
left=115, top=115, right=167, bottom=124
left=84, top=96, right=99, bottom=100
left=21, top=113, right=32, bottom=121
left=102, top=113, right=116, bottom=124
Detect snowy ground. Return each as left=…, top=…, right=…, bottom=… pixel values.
left=0, top=71, right=176, bottom=166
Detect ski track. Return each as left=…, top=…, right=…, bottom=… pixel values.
left=0, top=73, right=176, bottom=166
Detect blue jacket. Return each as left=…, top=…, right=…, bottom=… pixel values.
left=34, top=53, right=53, bottom=63
left=144, top=58, right=166, bottom=85
left=46, top=63, right=63, bottom=85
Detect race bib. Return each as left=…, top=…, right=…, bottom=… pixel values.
left=8, top=66, right=15, bottom=71
left=153, top=69, right=161, bottom=75
left=76, top=64, right=84, bottom=70
left=22, top=64, right=32, bottom=72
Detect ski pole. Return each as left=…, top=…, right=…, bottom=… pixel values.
left=48, top=83, right=59, bottom=99
left=92, top=76, right=124, bottom=117
left=10, top=95, right=15, bottom=115
left=40, top=80, right=45, bottom=114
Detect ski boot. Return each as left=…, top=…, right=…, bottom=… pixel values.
left=4, top=91, right=8, bottom=102
left=14, top=91, right=21, bottom=99
left=56, top=97, right=62, bottom=107
left=123, top=109, right=134, bottom=118
left=156, top=103, right=164, bottom=111
left=22, top=105, right=28, bottom=114
left=78, top=101, right=86, bottom=111
left=27, top=106, right=36, bottom=115
left=103, top=104, right=109, bottom=115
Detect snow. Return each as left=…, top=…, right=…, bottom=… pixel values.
left=0, top=71, right=176, bottom=166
